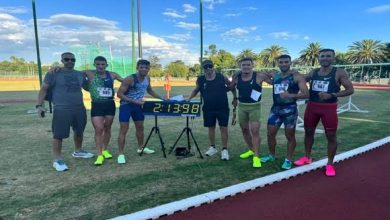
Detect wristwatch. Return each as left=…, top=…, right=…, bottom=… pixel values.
left=331, top=93, right=337, bottom=98
left=35, top=104, right=42, bottom=109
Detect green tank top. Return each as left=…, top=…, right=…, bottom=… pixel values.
left=89, top=71, right=114, bottom=103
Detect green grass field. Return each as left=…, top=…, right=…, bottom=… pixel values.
left=1, top=87, right=389, bottom=219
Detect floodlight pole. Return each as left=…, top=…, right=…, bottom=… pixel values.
left=131, top=0, right=136, bottom=72
left=200, top=0, right=203, bottom=75
left=32, top=0, right=43, bottom=86
left=137, top=0, right=143, bottom=59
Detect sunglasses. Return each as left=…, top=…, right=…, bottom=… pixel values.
left=63, top=58, right=76, bottom=62
left=203, top=64, right=213, bottom=69
left=320, top=55, right=332, bottom=58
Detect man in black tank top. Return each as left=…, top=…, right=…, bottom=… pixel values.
left=294, top=49, right=354, bottom=177
left=187, top=60, right=237, bottom=160
left=261, top=55, right=309, bottom=170
left=230, top=57, right=271, bottom=168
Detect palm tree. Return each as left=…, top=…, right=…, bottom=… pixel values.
left=236, top=49, right=257, bottom=62
left=347, top=39, right=386, bottom=64
left=259, top=45, right=287, bottom=67
left=299, top=42, right=321, bottom=66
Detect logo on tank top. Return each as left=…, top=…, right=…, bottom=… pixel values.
left=274, top=82, right=289, bottom=94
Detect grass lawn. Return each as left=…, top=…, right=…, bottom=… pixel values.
left=0, top=87, right=389, bottom=219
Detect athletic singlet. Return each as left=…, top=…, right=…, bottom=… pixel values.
left=309, top=67, right=340, bottom=103
left=272, top=72, right=299, bottom=106
left=89, top=71, right=114, bottom=103
left=237, top=72, right=262, bottom=103
left=122, top=73, right=149, bottom=103
left=197, top=73, right=229, bottom=111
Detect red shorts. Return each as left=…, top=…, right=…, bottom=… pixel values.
left=304, top=102, right=338, bottom=132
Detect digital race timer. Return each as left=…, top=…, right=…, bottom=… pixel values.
left=143, top=100, right=201, bottom=117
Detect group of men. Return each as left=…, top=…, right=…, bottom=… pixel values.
left=37, top=48, right=354, bottom=177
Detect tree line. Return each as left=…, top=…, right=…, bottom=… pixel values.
left=1, top=39, right=389, bottom=78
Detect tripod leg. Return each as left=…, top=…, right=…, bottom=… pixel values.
left=168, top=128, right=187, bottom=154
left=140, top=127, right=156, bottom=156
left=188, top=128, right=203, bottom=159
left=156, top=127, right=166, bottom=158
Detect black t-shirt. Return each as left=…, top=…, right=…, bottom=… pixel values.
left=197, top=73, right=229, bottom=111
left=237, top=72, right=262, bottom=103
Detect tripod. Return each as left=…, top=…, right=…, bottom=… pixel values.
left=168, top=116, right=203, bottom=158
left=140, top=115, right=166, bottom=157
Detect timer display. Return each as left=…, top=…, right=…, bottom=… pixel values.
left=143, top=100, right=201, bottom=117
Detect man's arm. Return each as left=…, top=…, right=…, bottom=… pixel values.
left=111, top=72, right=124, bottom=82
left=186, top=80, right=201, bottom=101
left=292, top=73, right=309, bottom=99
left=81, top=72, right=90, bottom=91
left=223, top=75, right=238, bottom=107
left=335, top=68, right=354, bottom=97
left=36, top=73, right=53, bottom=117
left=301, top=69, right=314, bottom=82
left=146, top=76, right=165, bottom=100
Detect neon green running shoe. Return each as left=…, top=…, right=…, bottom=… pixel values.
left=117, top=154, right=126, bottom=164
left=94, top=155, right=104, bottom=166
left=102, top=150, right=112, bottom=159
left=260, top=154, right=276, bottom=163
left=240, top=150, right=254, bottom=159
left=253, top=156, right=262, bottom=168
left=281, top=159, right=293, bottom=170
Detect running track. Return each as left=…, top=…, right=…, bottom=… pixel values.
left=163, top=143, right=390, bottom=220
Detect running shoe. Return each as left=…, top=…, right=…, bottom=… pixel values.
left=325, top=164, right=336, bottom=177
left=53, top=160, right=69, bottom=172
left=102, top=150, right=112, bottom=159
left=294, top=156, right=312, bottom=166
left=117, top=154, right=126, bottom=164
left=240, top=150, right=254, bottom=159
left=221, top=149, right=229, bottom=161
left=260, top=154, right=276, bottom=162
left=94, top=155, right=104, bottom=166
left=205, top=146, right=218, bottom=156
left=137, top=147, right=155, bottom=154
left=281, top=159, right=293, bottom=170
left=72, top=150, right=94, bottom=158
left=253, top=156, right=262, bottom=168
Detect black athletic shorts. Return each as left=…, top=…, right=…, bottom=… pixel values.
left=203, top=110, right=229, bottom=127
left=91, top=101, right=116, bottom=117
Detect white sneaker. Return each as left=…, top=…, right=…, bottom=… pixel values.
left=221, top=149, right=229, bottom=161
left=53, top=160, right=69, bottom=171
left=205, top=146, right=218, bottom=156
left=137, top=147, right=155, bottom=154
left=72, top=150, right=94, bottom=158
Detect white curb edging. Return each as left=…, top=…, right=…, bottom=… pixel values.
left=112, top=136, right=390, bottom=220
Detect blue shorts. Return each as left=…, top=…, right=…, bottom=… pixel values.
left=267, top=104, right=298, bottom=129
left=119, top=103, right=144, bottom=122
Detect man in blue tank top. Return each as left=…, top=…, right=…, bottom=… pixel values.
left=116, top=59, right=165, bottom=164
left=294, top=49, right=354, bottom=177
left=260, top=55, right=309, bottom=170
left=231, top=57, right=271, bottom=168
left=186, top=60, right=237, bottom=160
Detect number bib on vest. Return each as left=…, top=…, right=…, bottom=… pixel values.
left=312, top=80, right=329, bottom=92
left=98, top=87, right=113, bottom=97
left=274, top=83, right=289, bottom=94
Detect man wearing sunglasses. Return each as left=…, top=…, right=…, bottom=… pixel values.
left=186, top=60, right=237, bottom=160
left=36, top=52, right=93, bottom=172
left=294, top=49, right=354, bottom=176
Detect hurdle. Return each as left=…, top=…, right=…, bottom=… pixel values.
left=337, top=96, right=369, bottom=114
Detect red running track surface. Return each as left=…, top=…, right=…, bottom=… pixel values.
left=163, top=143, right=390, bottom=220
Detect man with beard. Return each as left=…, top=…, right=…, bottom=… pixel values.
left=36, top=52, right=93, bottom=172
left=260, top=55, right=309, bottom=170
left=294, top=49, right=354, bottom=176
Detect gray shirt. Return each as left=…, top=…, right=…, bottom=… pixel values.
left=44, top=70, right=88, bottom=110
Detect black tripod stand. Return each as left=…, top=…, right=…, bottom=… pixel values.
left=140, top=115, right=166, bottom=157
left=168, top=116, right=203, bottom=158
